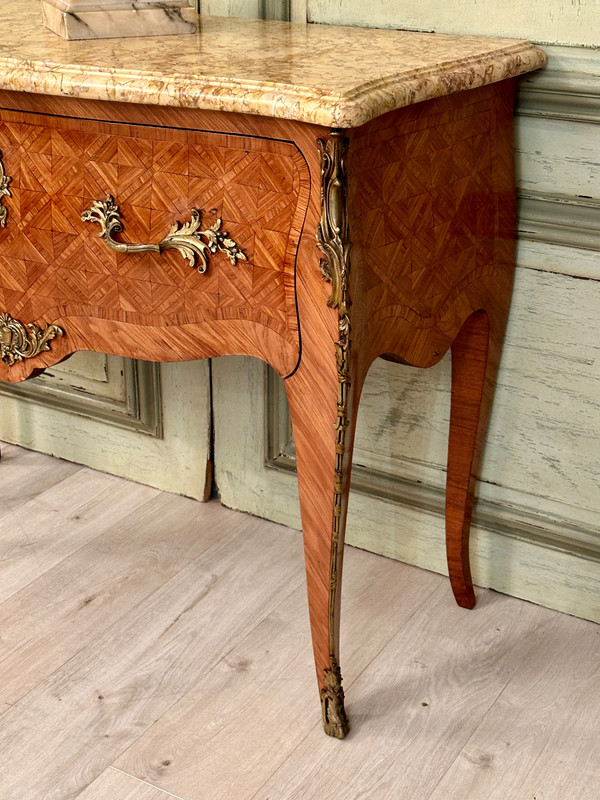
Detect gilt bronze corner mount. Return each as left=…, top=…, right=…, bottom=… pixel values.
left=0, top=150, right=12, bottom=228
left=0, top=312, right=64, bottom=366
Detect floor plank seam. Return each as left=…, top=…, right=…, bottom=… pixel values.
left=246, top=717, right=324, bottom=800
left=244, top=576, right=445, bottom=800
left=419, top=685, right=512, bottom=800
left=93, top=520, right=307, bottom=785
left=0, top=502, right=254, bottom=724
left=420, top=613, right=561, bottom=800
left=108, top=767, right=188, bottom=800
left=110, top=566, right=308, bottom=781
left=0, top=466, right=158, bottom=612
left=0, top=515, right=307, bottom=797
left=342, top=575, right=442, bottom=689
left=419, top=679, right=542, bottom=800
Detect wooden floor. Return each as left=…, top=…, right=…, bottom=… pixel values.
left=1, top=444, right=598, bottom=800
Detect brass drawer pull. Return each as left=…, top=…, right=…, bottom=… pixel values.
left=0, top=312, right=64, bottom=366
left=82, top=195, right=246, bottom=273
left=0, top=150, right=12, bottom=227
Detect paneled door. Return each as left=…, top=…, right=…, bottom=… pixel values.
left=0, top=354, right=212, bottom=501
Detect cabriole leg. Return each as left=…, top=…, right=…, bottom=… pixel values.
left=284, top=342, right=359, bottom=739
left=446, top=309, right=498, bottom=609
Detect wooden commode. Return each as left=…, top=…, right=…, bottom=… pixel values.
left=0, top=1, right=545, bottom=738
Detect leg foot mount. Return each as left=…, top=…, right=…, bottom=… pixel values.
left=320, top=659, right=350, bottom=738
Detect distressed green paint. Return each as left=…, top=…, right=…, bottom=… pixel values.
left=307, top=0, right=600, bottom=47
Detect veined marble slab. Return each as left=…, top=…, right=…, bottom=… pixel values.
left=0, top=0, right=546, bottom=126
left=41, top=0, right=197, bottom=40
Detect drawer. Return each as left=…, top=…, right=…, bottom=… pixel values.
left=0, top=110, right=309, bottom=375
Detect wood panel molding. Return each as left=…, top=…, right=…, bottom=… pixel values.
left=0, top=355, right=163, bottom=435
left=518, top=192, right=600, bottom=252
left=197, top=0, right=301, bottom=20
left=517, top=60, right=600, bottom=126
left=516, top=47, right=600, bottom=251
left=518, top=85, right=600, bottom=125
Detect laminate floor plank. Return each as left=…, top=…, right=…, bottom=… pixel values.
left=76, top=767, right=184, bottom=800
left=425, top=611, right=600, bottom=800
left=0, top=493, right=242, bottom=711
left=0, top=442, right=81, bottom=511
left=251, top=588, right=563, bottom=800
left=113, top=547, right=443, bottom=800
left=2, top=447, right=597, bottom=800
left=0, top=513, right=306, bottom=800
left=0, top=467, right=160, bottom=605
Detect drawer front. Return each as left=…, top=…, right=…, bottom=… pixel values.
left=0, top=110, right=309, bottom=373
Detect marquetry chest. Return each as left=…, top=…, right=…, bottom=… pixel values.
left=0, top=1, right=545, bottom=738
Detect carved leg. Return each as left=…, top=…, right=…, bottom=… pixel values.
left=284, top=331, right=360, bottom=739
left=446, top=309, right=503, bottom=608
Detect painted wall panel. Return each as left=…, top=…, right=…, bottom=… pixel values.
left=0, top=357, right=212, bottom=501
left=517, top=116, right=600, bottom=199
left=351, top=267, right=600, bottom=531
left=200, top=0, right=290, bottom=18
left=307, top=0, right=600, bottom=47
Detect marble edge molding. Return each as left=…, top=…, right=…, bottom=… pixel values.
left=0, top=42, right=546, bottom=127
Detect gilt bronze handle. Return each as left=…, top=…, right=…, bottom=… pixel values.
left=81, top=195, right=246, bottom=273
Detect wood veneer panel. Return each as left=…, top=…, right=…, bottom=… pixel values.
left=348, top=81, right=517, bottom=373
left=0, top=91, right=330, bottom=144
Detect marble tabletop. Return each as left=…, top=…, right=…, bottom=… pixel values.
left=0, top=0, right=546, bottom=127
